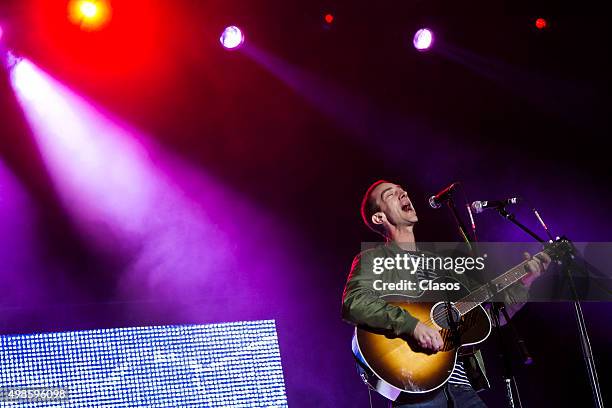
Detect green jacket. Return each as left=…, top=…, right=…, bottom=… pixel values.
left=342, top=241, right=530, bottom=395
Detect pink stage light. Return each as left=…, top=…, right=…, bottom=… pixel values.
left=10, top=58, right=235, bottom=298
left=413, top=28, right=434, bottom=51
left=9, top=58, right=294, bottom=306
left=220, top=26, right=245, bottom=49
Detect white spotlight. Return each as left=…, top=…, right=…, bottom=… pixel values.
left=220, top=26, right=245, bottom=50
left=413, top=28, right=434, bottom=51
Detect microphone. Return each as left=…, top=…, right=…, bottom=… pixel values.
left=429, top=182, right=459, bottom=209
left=471, top=197, right=521, bottom=214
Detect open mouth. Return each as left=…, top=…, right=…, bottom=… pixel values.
left=401, top=204, right=412, bottom=212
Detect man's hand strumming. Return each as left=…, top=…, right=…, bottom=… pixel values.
left=413, top=321, right=444, bottom=352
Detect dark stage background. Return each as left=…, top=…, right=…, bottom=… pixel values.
left=1, top=0, right=611, bottom=406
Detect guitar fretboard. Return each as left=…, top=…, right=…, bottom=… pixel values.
left=454, top=250, right=546, bottom=315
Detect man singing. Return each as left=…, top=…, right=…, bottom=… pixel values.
left=342, top=180, right=550, bottom=407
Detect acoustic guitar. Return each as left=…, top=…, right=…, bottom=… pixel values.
left=352, top=238, right=570, bottom=399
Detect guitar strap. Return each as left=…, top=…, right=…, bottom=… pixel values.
left=352, top=333, right=402, bottom=401
left=458, top=344, right=478, bottom=357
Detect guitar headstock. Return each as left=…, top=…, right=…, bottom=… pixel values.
left=543, top=236, right=573, bottom=261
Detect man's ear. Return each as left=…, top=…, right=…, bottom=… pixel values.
left=371, top=211, right=386, bottom=226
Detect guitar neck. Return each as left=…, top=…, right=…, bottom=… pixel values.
left=454, top=249, right=547, bottom=315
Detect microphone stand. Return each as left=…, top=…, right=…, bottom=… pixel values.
left=443, top=197, right=527, bottom=408
left=445, top=197, right=473, bottom=253
left=489, top=302, right=529, bottom=408
left=495, top=206, right=604, bottom=408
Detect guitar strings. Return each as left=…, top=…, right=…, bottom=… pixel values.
left=420, top=257, right=534, bottom=327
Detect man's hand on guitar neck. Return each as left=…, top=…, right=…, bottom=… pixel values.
left=413, top=322, right=444, bottom=352
left=520, top=251, right=552, bottom=287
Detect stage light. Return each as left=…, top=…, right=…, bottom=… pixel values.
left=535, top=18, right=547, bottom=30
left=68, top=0, right=111, bottom=31
left=220, top=26, right=244, bottom=50
left=413, top=28, right=434, bottom=51
left=324, top=14, right=334, bottom=24
left=3, top=50, right=22, bottom=71
left=0, top=25, right=3, bottom=42
left=9, top=57, right=238, bottom=291
left=9, top=57, right=298, bottom=306
left=80, top=1, right=98, bottom=18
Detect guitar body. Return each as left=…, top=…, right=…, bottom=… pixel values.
left=355, top=277, right=492, bottom=395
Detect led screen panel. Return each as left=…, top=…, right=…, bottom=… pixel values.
left=0, top=320, right=288, bottom=407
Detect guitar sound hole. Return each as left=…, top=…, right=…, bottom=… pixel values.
left=431, top=303, right=461, bottom=330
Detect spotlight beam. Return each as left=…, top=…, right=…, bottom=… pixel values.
left=9, top=58, right=294, bottom=308
left=9, top=58, right=235, bottom=301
